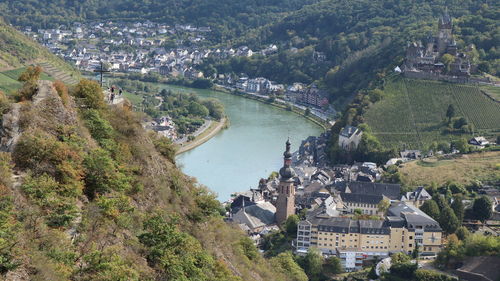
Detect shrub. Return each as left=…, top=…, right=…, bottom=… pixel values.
left=83, top=148, right=132, bottom=199
left=18, top=66, right=42, bottom=82
left=53, top=80, right=70, bottom=106
left=153, top=135, right=177, bottom=163
left=73, top=79, right=105, bottom=109
left=81, top=109, right=114, bottom=146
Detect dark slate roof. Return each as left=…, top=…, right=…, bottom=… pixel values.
left=310, top=217, right=389, bottom=234
left=344, top=182, right=401, bottom=200
left=388, top=202, right=441, bottom=232
left=340, top=193, right=383, bottom=205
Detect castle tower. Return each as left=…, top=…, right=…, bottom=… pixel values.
left=437, top=8, right=453, bottom=55
left=275, top=139, right=296, bottom=225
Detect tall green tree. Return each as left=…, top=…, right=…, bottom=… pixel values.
left=451, top=196, right=465, bottom=224
left=323, top=256, right=342, bottom=276
left=472, top=196, right=492, bottom=222
left=298, top=248, right=324, bottom=281
left=439, top=206, right=460, bottom=234
left=420, top=200, right=440, bottom=221
left=446, top=104, right=455, bottom=123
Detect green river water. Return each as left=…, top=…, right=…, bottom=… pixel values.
left=150, top=84, right=323, bottom=201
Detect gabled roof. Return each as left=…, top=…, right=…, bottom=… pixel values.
left=340, top=126, right=360, bottom=138
left=343, top=182, right=401, bottom=200
left=340, top=193, right=383, bottom=205
left=232, top=202, right=276, bottom=230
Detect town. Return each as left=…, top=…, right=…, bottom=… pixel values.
left=21, top=20, right=336, bottom=125
left=226, top=132, right=499, bottom=275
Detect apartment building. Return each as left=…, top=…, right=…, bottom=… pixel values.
left=297, top=202, right=442, bottom=271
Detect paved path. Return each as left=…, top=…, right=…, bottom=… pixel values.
left=176, top=118, right=226, bottom=155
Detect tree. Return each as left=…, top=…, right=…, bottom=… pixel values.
left=420, top=200, right=440, bottom=221
left=73, top=79, right=105, bottom=109
left=304, top=108, right=311, bottom=116
left=451, top=196, right=465, bottom=223
left=297, top=248, right=324, bottom=281
left=441, top=54, right=455, bottom=72
left=391, top=252, right=411, bottom=265
left=187, top=102, right=209, bottom=117
left=455, top=226, right=470, bottom=241
left=18, top=65, right=42, bottom=82
left=412, top=243, right=420, bottom=259
left=367, top=264, right=378, bottom=280
left=284, top=214, right=299, bottom=237
left=472, top=196, right=492, bottom=222
left=270, top=252, right=308, bottom=281
left=324, top=256, right=342, bottom=276
left=439, top=206, right=460, bottom=234
left=377, top=198, right=390, bottom=213
left=445, top=104, right=455, bottom=123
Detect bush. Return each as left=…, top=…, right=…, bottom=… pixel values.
left=53, top=80, right=70, bottom=106
left=73, top=79, right=105, bottom=109
left=153, top=135, right=177, bottom=163
left=81, top=109, right=114, bottom=146
left=83, top=148, right=132, bottom=199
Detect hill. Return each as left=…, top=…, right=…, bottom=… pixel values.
left=0, top=18, right=79, bottom=94
left=0, top=0, right=320, bottom=42
left=399, top=151, right=500, bottom=187
left=364, top=77, right=500, bottom=149
left=0, top=23, right=298, bottom=280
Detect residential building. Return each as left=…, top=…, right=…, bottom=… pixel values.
left=401, top=186, right=431, bottom=208
left=297, top=201, right=442, bottom=270
left=340, top=193, right=386, bottom=215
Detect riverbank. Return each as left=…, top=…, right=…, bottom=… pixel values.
left=214, top=85, right=331, bottom=131
left=176, top=117, right=228, bottom=155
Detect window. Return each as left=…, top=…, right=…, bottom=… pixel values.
left=409, top=236, right=413, bottom=240
left=336, top=242, right=338, bottom=246
left=409, top=244, right=413, bottom=248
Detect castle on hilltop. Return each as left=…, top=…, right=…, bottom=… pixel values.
left=402, top=10, right=475, bottom=79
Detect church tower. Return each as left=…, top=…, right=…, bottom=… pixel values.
left=275, top=139, right=296, bottom=225
left=437, top=8, right=453, bottom=55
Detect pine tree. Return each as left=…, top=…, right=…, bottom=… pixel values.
left=439, top=206, right=459, bottom=234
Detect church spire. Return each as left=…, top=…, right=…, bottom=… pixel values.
left=279, top=139, right=295, bottom=180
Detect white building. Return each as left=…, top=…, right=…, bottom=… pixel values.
left=339, top=126, right=363, bottom=151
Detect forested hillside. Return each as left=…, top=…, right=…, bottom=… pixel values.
left=0, top=0, right=320, bottom=41
left=235, top=0, right=499, bottom=99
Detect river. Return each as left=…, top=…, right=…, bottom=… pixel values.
left=154, top=84, right=324, bottom=201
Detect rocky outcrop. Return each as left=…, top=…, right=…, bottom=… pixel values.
left=0, top=80, right=79, bottom=152
left=0, top=103, right=21, bottom=152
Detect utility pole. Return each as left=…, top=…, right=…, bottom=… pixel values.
left=93, top=61, right=110, bottom=88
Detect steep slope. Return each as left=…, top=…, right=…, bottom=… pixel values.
left=0, top=0, right=320, bottom=41
left=0, top=18, right=76, bottom=76
left=0, top=78, right=293, bottom=280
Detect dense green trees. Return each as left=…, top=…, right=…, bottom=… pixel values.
left=472, top=196, right=493, bottom=222
left=420, top=200, right=440, bottom=221
left=270, top=252, right=308, bottom=281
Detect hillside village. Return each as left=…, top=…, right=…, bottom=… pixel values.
left=20, top=20, right=335, bottom=114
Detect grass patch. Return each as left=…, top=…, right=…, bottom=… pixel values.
left=0, top=72, right=21, bottom=94
left=400, top=151, right=500, bottom=186
left=480, top=85, right=500, bottom=101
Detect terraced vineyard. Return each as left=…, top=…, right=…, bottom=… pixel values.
left=365, top=77, right=500, bottom=149
left=0, top=65, right=55, bottom=95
